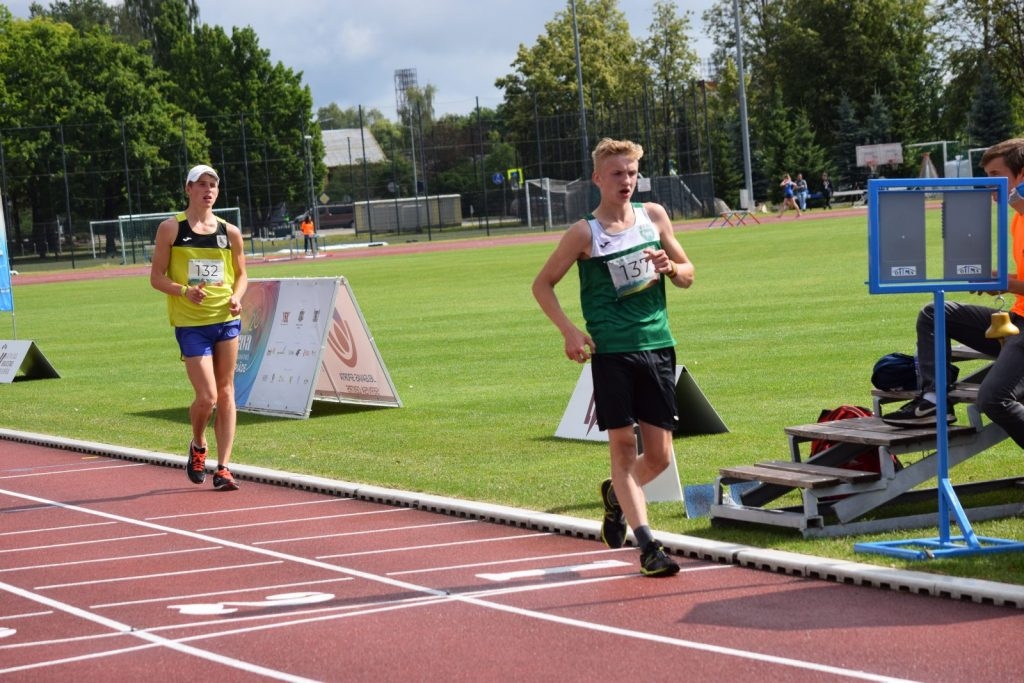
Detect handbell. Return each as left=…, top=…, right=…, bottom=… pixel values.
left=985, top=311, right=1020, bottom=341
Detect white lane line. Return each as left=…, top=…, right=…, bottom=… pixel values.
left=168, top=591, right=336, bottom=616
left=0, top=522, right=118, bottom=537
left=0, top=533, right=166, bottom=554
left=36, top=561, right=283, bottom=590
left=0, top=486, right=924, bottom=683
left=0, top=463, right=145, bottom=479
left=252, top=518, right=479, bottom=545
left=478, top=559, right=632, bottom=581
left=321, top=531, right=552, bottom=561
left=198, top=507, right=410, bottom=532
left=0, top=579, right=318, bottom=682
left=1, top=459, right=119, bottom=474
left=146, top=497, right=349, bottom=521
left=1, top=546, right=220, bottom=574
left=387, top=547, right=631, bottom=576
left=91, top=577, right=355, bottom=609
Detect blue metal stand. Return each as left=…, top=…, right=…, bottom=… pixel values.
left=855, top=291, right=1024, bottom=559
left=856, top=177, right=1024, bottom=560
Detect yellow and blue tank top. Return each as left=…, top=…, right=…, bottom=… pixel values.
left=165, top=212, right=237, bottom=328
left=577, top=203, right=675, bottom=353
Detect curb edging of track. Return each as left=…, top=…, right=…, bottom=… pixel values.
left=3, top=426, right=1022, bottom=610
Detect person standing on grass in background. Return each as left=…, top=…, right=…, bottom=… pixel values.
left=778, top=173, right=802, bottom=218
left=820, top=172, right=834, bottom=210
left=883, top=138, right=1024, bottom=435
left=532, top=138, right=694, bottom=577
left=795, top=173, right=809, bottom=211
left=149, top=164, right=248, bottom=491
left=300, top=213, right=316, bottom=255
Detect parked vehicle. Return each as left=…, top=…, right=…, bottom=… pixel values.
left=317, top=204, right=354, bottom=230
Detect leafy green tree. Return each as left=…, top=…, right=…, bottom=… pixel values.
left=704, top=0, right=940, bottom=167
left=0, top=12, right=203, bottom=256
left=701, top=60, right=744, bottom=206
left=29, top=0, right=120, bottom=32
left=316, top=105, right=387, bottom=130
left=830, top=92, right=862, bottom=187
left=753, top=88, right=828, bottom=202
left=639, top=1, right=700, bottom=176
left=495, top=0, right=646, bottom=179
left=967, top=60, right=1015, bottom=149
left=938, top=0, right=1024, bottom=135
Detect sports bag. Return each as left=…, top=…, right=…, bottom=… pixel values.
left=810, top=405, right=902, bottom=473
left=870, top=352, right=918, bottom=392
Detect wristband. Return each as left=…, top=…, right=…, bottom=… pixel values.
left=180, top=284, right=188, bottom=297
left=666, top=262, right=677, bottom=279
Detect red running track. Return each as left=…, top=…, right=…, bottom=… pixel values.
left=2, top=439, right=1024, bottom=682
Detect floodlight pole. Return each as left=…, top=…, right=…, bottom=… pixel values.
left=570, top=0, right=590, bottom=179
left=733, top=0, right=754, bottom=210
left=303, top=134, right=318, bottom=234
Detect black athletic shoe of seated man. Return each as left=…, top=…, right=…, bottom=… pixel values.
left=881, top=395, right=955, bottom=428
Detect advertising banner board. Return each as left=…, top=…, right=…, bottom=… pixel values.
left=553, top=365, right=728, bottom=504
left=235, top=277, right=401, bottom=418
left=555, top=364, right=728, bottom=441
left=0, top=340, right=59, bottom=383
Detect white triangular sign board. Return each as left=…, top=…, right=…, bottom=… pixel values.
left=554, top=365, right=693, bottom=503
left=0, top=340, right=60, bottom=383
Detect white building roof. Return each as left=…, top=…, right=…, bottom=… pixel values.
left=322, top=128, right=386, bottom=167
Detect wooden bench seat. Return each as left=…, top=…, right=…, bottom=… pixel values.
left=783, top=416, right=976, bottom=449
left=720, top=460, right=880, bottom=489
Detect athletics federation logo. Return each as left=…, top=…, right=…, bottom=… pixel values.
left=217, top=234, right=228, bottom=249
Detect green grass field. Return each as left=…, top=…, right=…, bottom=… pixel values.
left=3, top=210, right=1023, bottom=585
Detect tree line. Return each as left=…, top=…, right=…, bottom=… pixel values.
left=1, top=0, right=1021, bottom=257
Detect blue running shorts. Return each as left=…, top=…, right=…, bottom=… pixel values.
left=174, top=319, right=241, bottom=358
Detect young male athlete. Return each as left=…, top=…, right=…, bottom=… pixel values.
left=150, top=164, right=248, bottom=491
left=532, top=138, right=694, bottom=577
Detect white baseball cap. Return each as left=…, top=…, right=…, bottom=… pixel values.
left=186, top=164, right=219, bottom=183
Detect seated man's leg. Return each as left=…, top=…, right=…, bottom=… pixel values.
left=885, top=302, right=998, bottom=426
left=977, top=321, right=1024, bottom=448
left=916, top=301, right=999, bottom=390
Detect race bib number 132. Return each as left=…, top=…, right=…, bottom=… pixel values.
left=187, top=259, right=225, bottom=286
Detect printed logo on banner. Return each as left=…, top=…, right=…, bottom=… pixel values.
left=315, top=280, right=401, bottom=407
left=235, top=280, right=281, bottom=406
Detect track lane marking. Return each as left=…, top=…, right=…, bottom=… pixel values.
left=0, top=463, right=145, bottom=479
left=0, top=532, right=167, bottom=554
left=0, top=579, right=319, bottom=682
left=321, top=531, right=553, bottom=561
left=91, top=577, right=355, bottom=609
left=0, top=486, right=926, bottom=682
left=146, top=497, right=349, bottom=521
left=1, top=546, right=221, bottom=575
left=197, top=506, right=410, bottom=532
left=252, top=518, right=479, bottom=545
left=386, top=546, right=631, bottom=576
left=478, top=559, right=632, bottom=580
left=0, top=522, right=118, bottom=537
left=35, top=561, right=283, bottom=590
